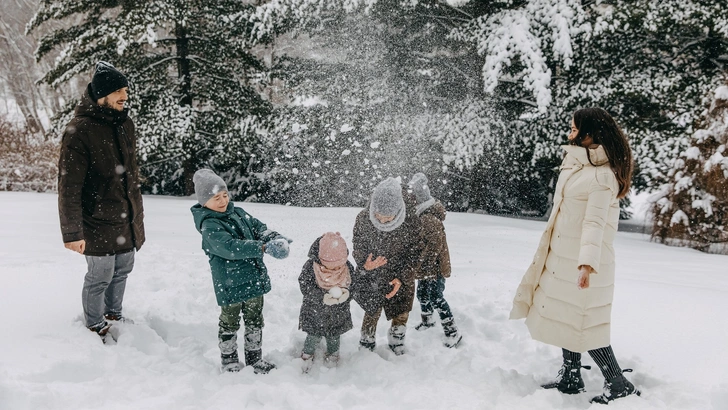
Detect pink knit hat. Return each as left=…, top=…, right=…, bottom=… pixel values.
left=318, top=232, right=349, bottom=267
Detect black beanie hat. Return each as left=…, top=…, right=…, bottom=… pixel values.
left=90, top=61, right=129, bottom=100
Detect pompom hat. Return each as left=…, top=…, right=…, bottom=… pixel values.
left=318, top=232, right=349, bottom=268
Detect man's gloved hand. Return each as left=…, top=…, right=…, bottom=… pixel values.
left=264, top=238, right=290, bottom=259
left=323, top=286, right=350, bottom=305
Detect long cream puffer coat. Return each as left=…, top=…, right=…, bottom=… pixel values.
left=510, top=145, right=620, bottom=353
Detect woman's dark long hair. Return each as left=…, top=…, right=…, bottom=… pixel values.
left=571, top=107, right=633, bottom=198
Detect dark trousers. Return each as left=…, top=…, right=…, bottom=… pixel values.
left=416, top=276, right=453, bottom=322
left=218, top=296, right=264, bottom=355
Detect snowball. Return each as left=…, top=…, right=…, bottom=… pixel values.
left=329, top=286, right=343, bottom=298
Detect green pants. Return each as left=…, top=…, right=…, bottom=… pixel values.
left=218, top=296, right=264, bottom=355
left=302, top=334, right=341, bottom=356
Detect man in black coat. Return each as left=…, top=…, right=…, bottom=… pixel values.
left=58, top=61, right=145, bottom=342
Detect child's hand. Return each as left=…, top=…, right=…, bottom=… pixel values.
left=364, top=253, right=387, bottom=271
left=385, top=278, right=401, bottom=299
left=274, top=234, right=293, bottom=244
left=264, top=238, right=290, bottom=259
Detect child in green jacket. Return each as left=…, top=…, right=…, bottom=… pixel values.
left=190, top=169, right=291, bottom=373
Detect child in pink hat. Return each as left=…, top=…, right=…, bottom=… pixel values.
left=297, top=232, right=356, bottom=372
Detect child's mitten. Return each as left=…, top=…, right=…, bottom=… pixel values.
left=264, top=238, right=290, bottom=259
left=323, top=286, right=350, bottom=305
left=260, top=229, right=293, bottom=244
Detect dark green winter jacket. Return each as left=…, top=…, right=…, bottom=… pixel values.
left=191, top=202, right=276, bottom=306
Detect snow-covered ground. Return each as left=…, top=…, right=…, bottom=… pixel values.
left=0, top=192, right=726, bottom=410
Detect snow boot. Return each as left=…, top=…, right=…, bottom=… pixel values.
left=301, top=353, right=314, bottom=374
left=590, top=370, right=641, bottom=404
left=219, top=332, right=240, bottom=372
left=221, top=351, right=241, bottom=373
left=89, top=321, right=117, bottom=344
left=359, top=334, right=376, bottom=352
left=244, top=349, right=276, bottom=374
left=324, top=352, right=340, bottom=368
left=441, top=318, right=462, bottom=348
left=415, top=313, right=435, bottom=331
left=387, top=325, right=406, bottom=356
left=104, top=312, right=134, bottom=324
left=541, top=351, right=590, bottom=394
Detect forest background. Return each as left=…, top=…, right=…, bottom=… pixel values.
left=1, top=0, right=727, bottom=252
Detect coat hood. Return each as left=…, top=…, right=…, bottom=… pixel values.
left=562, top=145, right=610, bottom=168
left=420, top=200, right=447, bottom=221
left=75, top=84, right=129, bottom=125
left=307, top=236, right=322, bottom=262
left=191, top=201, right=235, bottom=232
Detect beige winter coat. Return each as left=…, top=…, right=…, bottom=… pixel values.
left=510, top=145, right=620, bottom=353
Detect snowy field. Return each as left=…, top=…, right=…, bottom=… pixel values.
left=0, top=192, right=726, bottom=410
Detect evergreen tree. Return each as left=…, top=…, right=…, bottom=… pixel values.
left=28, top=0, right=273, bottom=197
left=652, top=83, right=728, bottom=253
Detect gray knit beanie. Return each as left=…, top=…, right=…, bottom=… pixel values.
left=193, top=169, right=228, bottom=205
left=409, top=173, right=433, bottom=205
left=369, top=177, right=406, bottom=232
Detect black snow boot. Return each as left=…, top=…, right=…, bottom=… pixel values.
left=387, top=325, right=406, bottom=355
left=219, top=332, right=240, bottom=372
left=244, top=350, right=276, bottom=374
left=221, top=351, right=241, bottom=373
left=542, top=349, right=590, bottom=394
left=588, top=345, right=640, bottom=404
left=441, top=318, right=462, bottom=348
left=415, top=313, right=435, bottom=331
left=359, top=334, right=376, bottom=352
left=590, top=370, right=641, bottom=404
left=89, top=321, right=118, bottom=344
left=104, top=312, right=134, bottom=324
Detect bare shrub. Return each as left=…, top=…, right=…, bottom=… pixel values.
left=0, top=118, right=58, bottom=192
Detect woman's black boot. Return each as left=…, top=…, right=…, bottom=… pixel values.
left=588, top=346, right=641, bottom=404
left=541, top=349, right=590, bottom=394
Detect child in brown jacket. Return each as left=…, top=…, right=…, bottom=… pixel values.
left=409, top=173, right=461, bottom=348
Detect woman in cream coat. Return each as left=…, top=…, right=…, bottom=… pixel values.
left=510, top=108, right=640, bottom=404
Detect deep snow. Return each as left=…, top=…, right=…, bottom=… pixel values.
left=0, top=192, right=726, bottom=410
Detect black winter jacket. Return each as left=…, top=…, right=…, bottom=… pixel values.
left=58, top=85, right=145, bottom=255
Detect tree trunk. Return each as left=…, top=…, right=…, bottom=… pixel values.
left=175, top=21, right=196, bottom=196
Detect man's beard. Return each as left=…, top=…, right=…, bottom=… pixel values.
left=100, top=98, right=125, bottom=111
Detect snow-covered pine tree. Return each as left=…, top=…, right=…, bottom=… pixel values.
left=651, top=83, right=728, bottom=254
left=28, top=0, right=274, bottom=197
left=571, top=0, right=728, bottom=194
